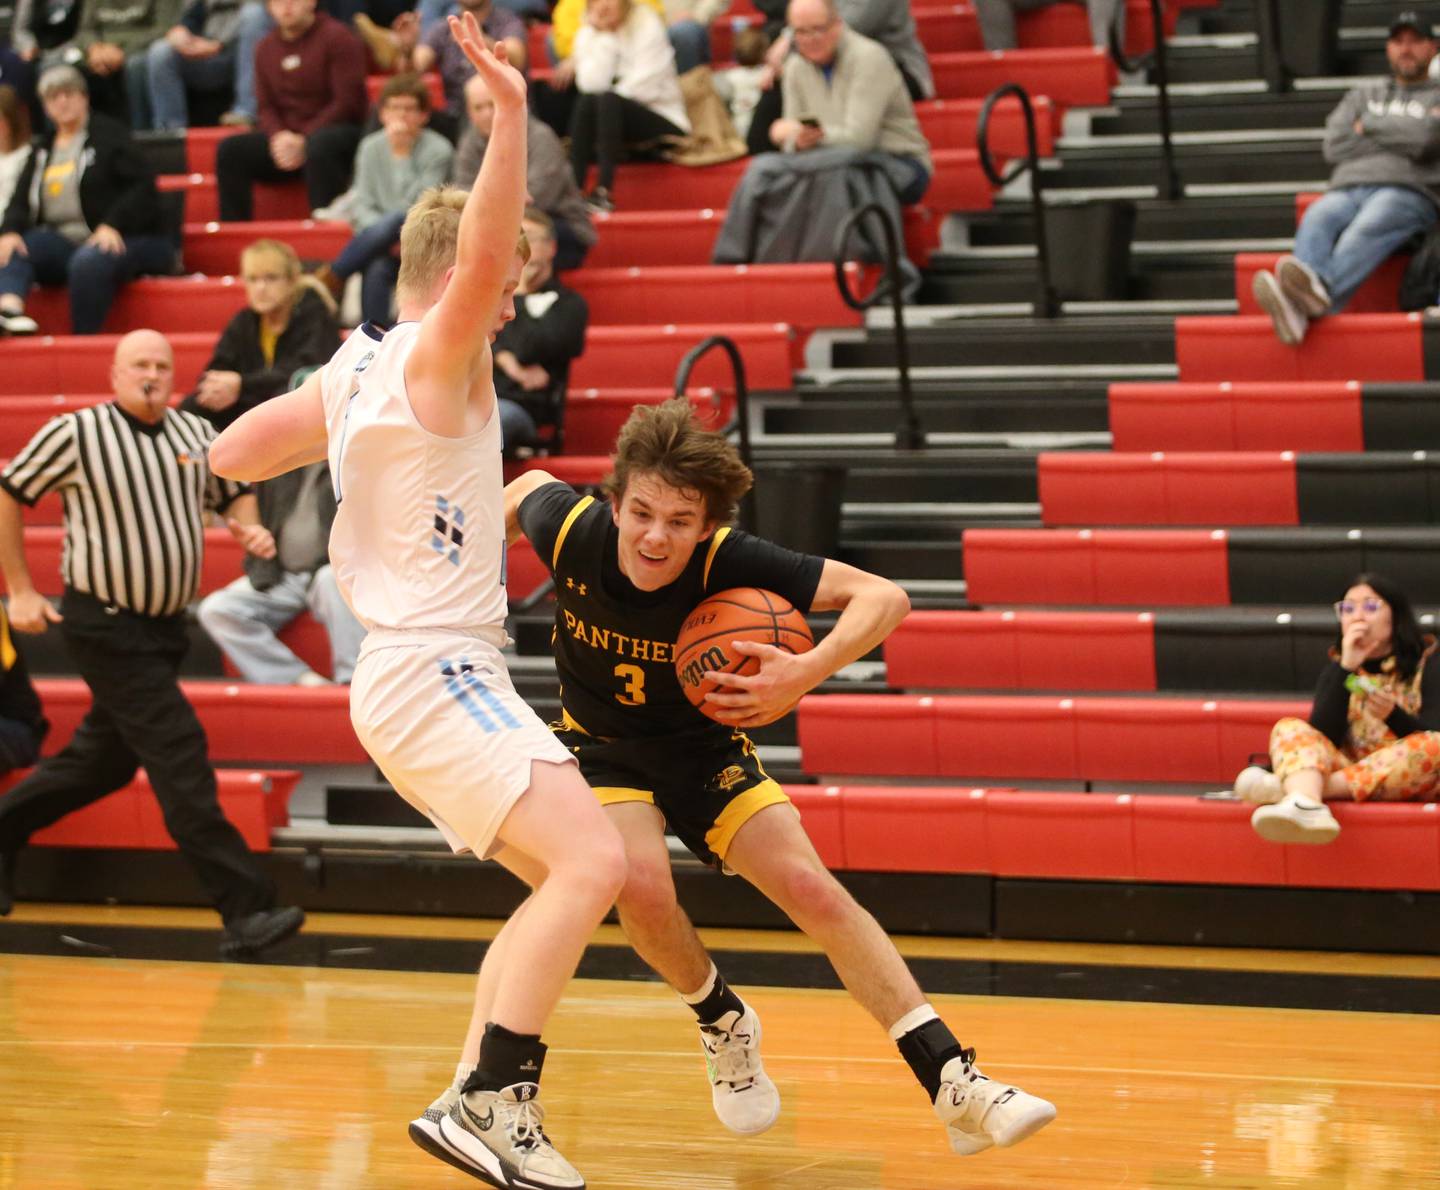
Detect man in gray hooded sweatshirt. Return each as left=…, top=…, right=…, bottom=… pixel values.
left=1254, top=10, right=1440, bottom=345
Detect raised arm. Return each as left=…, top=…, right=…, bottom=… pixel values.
left=208, top=369, right=329, bottom=482
left=405, top=12, right=528, bottom=430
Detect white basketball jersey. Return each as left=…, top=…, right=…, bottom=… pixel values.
left=319, top=322, right=509, bottom=633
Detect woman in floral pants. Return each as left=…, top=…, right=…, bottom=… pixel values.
left=1234, top=573, right=1440, bottom=844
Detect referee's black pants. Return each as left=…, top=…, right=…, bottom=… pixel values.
left=0, top=592, right=276, bottom=926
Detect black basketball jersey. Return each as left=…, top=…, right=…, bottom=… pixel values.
left=519, top=481, right=825, bottom=740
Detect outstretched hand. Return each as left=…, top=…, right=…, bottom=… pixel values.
left=449, top=10, right=525, bottom=109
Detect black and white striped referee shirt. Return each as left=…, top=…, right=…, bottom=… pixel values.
left=0, top=403, right=249, bottom=618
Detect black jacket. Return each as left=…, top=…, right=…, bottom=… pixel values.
left=181, top=287, right=340, bottom=431
left=492, top=278, right=589, bottom=427
left=242, top=463, right=338, bottom=590
left=1, top=112, right=165, bottom=240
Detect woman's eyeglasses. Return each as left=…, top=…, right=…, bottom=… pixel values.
left=1334, top=598, right=1384, bottom=618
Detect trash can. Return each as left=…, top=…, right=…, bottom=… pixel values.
left=750, top=462, right=846, bottom=557
left=1042, top=199, right=1137, bottom=302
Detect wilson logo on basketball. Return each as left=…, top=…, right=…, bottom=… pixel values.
left=678, top=645, right=728, bottom=689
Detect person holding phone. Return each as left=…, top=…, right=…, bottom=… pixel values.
left=1232, top=573, right=1440, bottom=844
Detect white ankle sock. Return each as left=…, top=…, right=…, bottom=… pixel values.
left=887, top=1003, right=940, bottom=1042
left=452, top=1061, right=476, bottom=1089
left=680, top=962, right=720, bottom=1006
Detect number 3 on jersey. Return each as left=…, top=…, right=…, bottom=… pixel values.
left=614, top=663, right=646, bottom=706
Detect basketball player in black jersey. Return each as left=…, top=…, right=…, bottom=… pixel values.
left=493, top=398, right=1057, bottom=1156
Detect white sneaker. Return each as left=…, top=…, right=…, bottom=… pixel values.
left=0, top=311, right=38, bottom=335
left=294, top=669, right=332, bottom=687
left=1234, top=765, right=1283, bottom=805
left=698, top=1004, right=781, bottom=1135
left=409, top=1084, right=470, bottom=1175
left=438, top=1083, right=585, bottom=1189
left=1252, top=270, right=1308, bottom=346
left=934, top=1048, right=1056, bottom=1155
left=1276, top=254, right=1332, bottom=317
left=1251, top=794, right=1341, bottom=845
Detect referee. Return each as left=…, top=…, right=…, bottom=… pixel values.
left=0, top=329, right=305, bottom=957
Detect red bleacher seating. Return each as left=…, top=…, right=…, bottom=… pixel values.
left=1175, top=314, right=1425, bottom=382
left=1107, top=382, right=1365, bottom=452
left=570, top=324, right=793, bottom=388
left=1235, top=252, right=1407, bottom=316
left=0, top=396, right=110, bottom=455
left=567, top=264, right=862, bottom=333
left=364, top=72, right=446, bottom=111
left=0, top=768, right=301, bottom=852
left=839, top=784, right=992, bottom=874
left=885, top=609, right=1157, bottom=690
left=160, top=173, right=310, bottom=223
left=986, top=790, right=1136, bottom=879
left=963, top=527, right=1231, bottom=606
left=0, top=334, right=213, bottom=395
left=930, top=47, right=1116, bottom=107
left=916, top=95, right=1058, bottom=157
left=1037, top=451, right=1300, bottom=526
left=798, top=693, right=1307, bottom=784
left=182, top=220, right=351, bottom=275
left=783, top=784, right=845, bottom=868
left=26, top=277, right=248, bottom=338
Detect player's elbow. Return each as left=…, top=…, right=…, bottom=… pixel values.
left=208, top=433, right=260, bottom=483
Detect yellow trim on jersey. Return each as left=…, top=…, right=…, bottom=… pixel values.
left=552, top=495, right=596, bottom=570
left=0, top=604, right=13, bottom=670
left=558, top=707, right=595, bottom=737
left=593, top=786, right=656, bottom=807
left=705, top=779, right=792, bottom=861
left=702, top=526, right=732, bottom=590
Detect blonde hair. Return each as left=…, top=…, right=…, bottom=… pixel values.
left=396, top=185, right=531, bottom=305
left=240, top=237, right=337, bottom=316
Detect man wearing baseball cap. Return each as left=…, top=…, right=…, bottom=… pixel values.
left=1253, top=9, right=1440, bottom=344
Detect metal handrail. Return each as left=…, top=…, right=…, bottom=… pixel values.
left=674, top=335, right=757, bottom=528
left=832, top=202, right=925, bottom=450
left=977, top=83, right=1062, bottom=319
left=1108, top=0, right=1184, bottom=200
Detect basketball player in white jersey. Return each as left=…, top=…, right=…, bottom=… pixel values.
left=208, top=15, right=624, bottom=1189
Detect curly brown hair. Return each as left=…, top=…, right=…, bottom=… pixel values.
left=603, top=398, right=753, bottom=524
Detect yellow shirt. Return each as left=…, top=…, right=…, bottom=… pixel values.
left=549, top=0, right=665, bottom=60
left=258, top=320, right=278, bottom=367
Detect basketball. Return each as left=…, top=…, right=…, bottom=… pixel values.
left=674, top=587, right=814, bottom=719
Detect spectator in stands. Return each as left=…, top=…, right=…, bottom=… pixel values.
left=0, top=66, right=172, bottom=336
left=1253, top=13, right=1440, bottom=346
left=1234, top=574, right=1440, bottom=846
left=313, top=74, right=451, bottom=325
left=141, top=0, right=250, bottom=130
left=396, top=0, right=526, bottom=117
left=0, top=87, right=33, bottom=214
left=198, top=462, right=363, bottom=685
left=215, top=0, right=366, bottom=222
left=11, top=0, right=84, bottom=82
left=452, top=70, right=595, bottom=268
left=74, top=0, right=186, bottom=125
left=0, top=602, right=48, bottom=778
left=183, top=238, right=339, bottom=431
left=493, top=207, right=588, bottom=453
left=768, top=0, right=930, bottom=202
left=744, top=0, right=931, bottom=156
left=0, top=329, right=306, bottom=957
left=568, top=0, right=690, bottom=212
left=714, top=26, right=769, bottom=141
left=974, top=0, right=1121, bottom=53
left=549, top=0, right=726, bottom=78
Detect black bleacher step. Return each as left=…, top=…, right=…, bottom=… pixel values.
left=966, top=194, right=1301, bottom=248
left=17, top=614, right=226, bottom=678
left=1096, top=89, right=1341, bottom=136
left=1362, top=384, right=1440, bottom=451
left=843, top=539, right=963, bottom=582
left=1151, top=607, right=1336, bottom=693
left=1295, top=452, right=1440, bottom=525
left=1158, top=40, right=1386, bottom=85
left=919, top=252, right=1234, bottom=305
left=1226, top=526, right=1440, bottom=605
left=1043, top=139, right=1324, bottom=188
left=842, top=458, right=1039, bottom=504
left=763, top=396, right=1108, bottom=436
left=134, top=130, right=188, bottom=177
left=1197, top=0, right=1403, bottom=36
left=829, top=317, right=1177, bottom=369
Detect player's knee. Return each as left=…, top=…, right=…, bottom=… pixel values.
left=616, top=860, right=679, bottom=931
left=567, top=833, right=627, bottom=908
left=775, top=862, right=853, bottom=929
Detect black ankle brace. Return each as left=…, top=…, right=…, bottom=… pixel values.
left=896, top=1017, right=964, bottom=1102
left=465, top=1022, right=548, bottom=1094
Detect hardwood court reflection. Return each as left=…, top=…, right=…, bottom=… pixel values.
left=1, top=949, right=1437, bottom=1188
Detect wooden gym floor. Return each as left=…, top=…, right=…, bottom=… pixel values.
left=1, top=905, right=1438, bottom=1189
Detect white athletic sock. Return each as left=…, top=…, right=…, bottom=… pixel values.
left=452, top=1061, right=477, bottom=1090
left=888, top=1003, right=940, bottom=1042
left=679, top=962, right=720, bottom=1005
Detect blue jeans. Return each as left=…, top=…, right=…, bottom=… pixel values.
left=0, top=226, right=176, bottom=334
left=231, top=1, right=275, bottom=119
left=418, top=0, right=545, bottom=30
left=668, top=20, right=710, bottom=74
left=146, top=39, right=238, bottom=130
left=499, top=397, right=538, bottom=453
left=1293, top=184, right=1438, bottom=311
left=334, top=210, right=405, bottom=325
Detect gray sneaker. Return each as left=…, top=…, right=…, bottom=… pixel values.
left=409, top=1084, right=469, bottom=1174
left=1276, top=254, right=1332, bottom=317
left=437, top=1082, right=585, bottom=1189
left=1252, top=270, right=1307, bottom=346
left=934, top=1048, right=1056, bottom=1156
